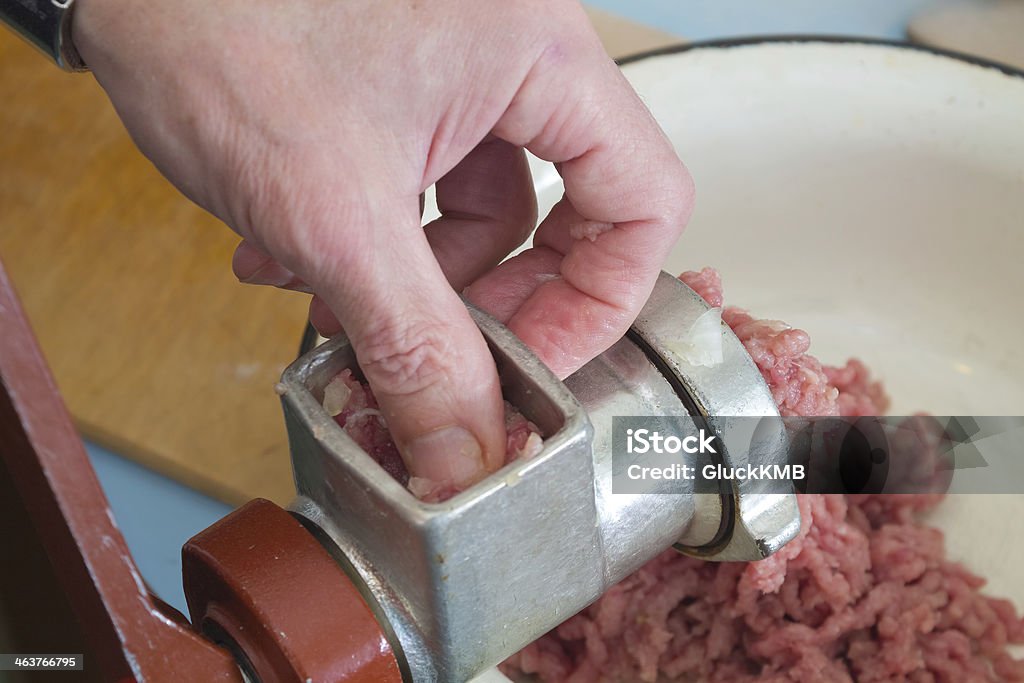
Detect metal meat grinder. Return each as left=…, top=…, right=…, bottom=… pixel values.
left=2, top=265, right=799, bottom=683
left=240, top=271, right=798, bottom=682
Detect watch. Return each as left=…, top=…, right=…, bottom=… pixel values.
left=0, top=0, right=88, bottom=71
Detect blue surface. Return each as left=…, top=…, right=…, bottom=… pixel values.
left=587, top=0, right=956, bottom=42
left=86, top=0, right=955, bottom=621
left=87, top=443, right=231, bottom=615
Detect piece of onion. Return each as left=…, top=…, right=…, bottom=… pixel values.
left=666, top=307, right=725, bottom=368
left=322, top=375, right=353, bottom=416
left=516, top=432, right=544, bottom=461
left=347, top=408, right=386, bottom=427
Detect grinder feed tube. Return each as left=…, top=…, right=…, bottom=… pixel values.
left=280, top=271, right=800, bottom=683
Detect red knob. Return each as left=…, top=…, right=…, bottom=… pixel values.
left=183, top=499, right=403, bottom=683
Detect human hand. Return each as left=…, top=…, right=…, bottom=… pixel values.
left=72, top=0, right=694, bottom=492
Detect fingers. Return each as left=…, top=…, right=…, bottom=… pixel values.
left=234, top=241, right=347, bottom=337
left=424, top=137, right=537, bottom=292
left=306, top=197, right=508, bottom=489
left=232, top=240, right=313, bottom=293
left=308, top=295, right=342, bottom=338
left=239, top=138, right=537, bottom=348
left=485, top=24, right=695, bottom=378
left=464, top=246, right=562, bottom=324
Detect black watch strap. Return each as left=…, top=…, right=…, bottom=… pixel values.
left=0, top=0, right=88, bottom=71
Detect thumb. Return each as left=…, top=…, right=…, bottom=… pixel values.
left=306, top=201, right=508, bottom=491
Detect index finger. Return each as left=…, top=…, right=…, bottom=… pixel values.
left=471, top=29, right=695, bottom=378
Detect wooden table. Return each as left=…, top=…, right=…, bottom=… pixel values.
left=0, top=10, right=681, bottom=506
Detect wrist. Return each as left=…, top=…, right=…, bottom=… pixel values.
left=71, top=0, right=169, bottom=81
left=69, top=0, right=106, bottom=71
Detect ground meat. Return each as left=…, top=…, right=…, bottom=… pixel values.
left=569, top=220, right=615, bottom=242
left=501, top=268, right=1024, bottom=683
left=324, top=370, right=543, bottom=502
left=324, top=369, right=409, bottom=485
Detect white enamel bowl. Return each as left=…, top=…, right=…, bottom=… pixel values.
left=428, top=38, right=1024, bottom=682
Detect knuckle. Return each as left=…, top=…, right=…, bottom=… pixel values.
left=647, top=158, right=696, bottom=233
left=674, top=161, right=697, bottom=207
left=357, top=319, right=454, bottom=397
left=668, top=161, right=697, bottom=226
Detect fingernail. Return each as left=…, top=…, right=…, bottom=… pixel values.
left=406, top=426, right=485, bottom=489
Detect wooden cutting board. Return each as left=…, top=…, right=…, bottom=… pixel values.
left=0, top=30, right=310, bottom=506
left=0, top=10, right=682, bottom=507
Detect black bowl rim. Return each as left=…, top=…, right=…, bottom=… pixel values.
left=615, top=34, right=1024, bottom=80
left=298, top=35, right=1023, bottom=358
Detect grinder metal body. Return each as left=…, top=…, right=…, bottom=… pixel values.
left=278, top=272, right=801, bottom=682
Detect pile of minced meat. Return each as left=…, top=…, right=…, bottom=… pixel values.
left=324, top=269, right=1024, bottom=682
